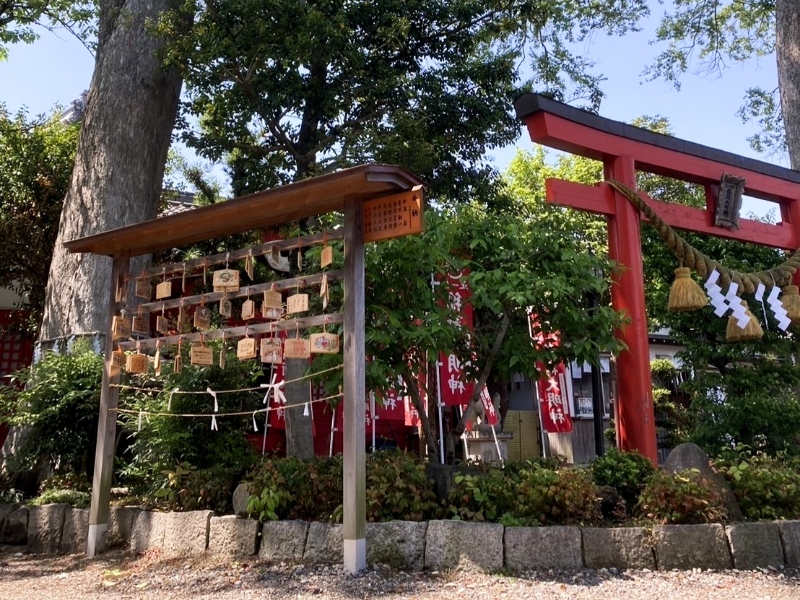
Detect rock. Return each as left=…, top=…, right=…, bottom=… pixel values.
left=303, top=522, right=343, bottom=564
left=232, top=483, right=251, bottom=517
left=653, top=524, right=732, bottom=570
left=582, top=527, right=655, bottom=570
left=663, top=443, right=742, bottom=521
left=777, top=520, right=800, bottom=567
left=505, top=526, right=582, bottom=572
left=0, top=504, right=28, bottom=545
left=259, top=520, right=309, bottom=562
left=366, top=521, right=427, bottom=571
left=424, top=520, right=503, bottom=572
left=108, top=506, right=140, bottom=547
left=726, top=523, right=784, bottom=570
left=28, top=504, right=68, bottom=554
left=208, top=516, right=259, bottom=558
left=129, top=510, right=167, bottom=553
left=162, top=510, right=212, bottom=557
left=60, top=508, right=89, bottom=554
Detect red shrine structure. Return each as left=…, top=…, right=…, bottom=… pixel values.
left=515, top=94, right=800, bottom=463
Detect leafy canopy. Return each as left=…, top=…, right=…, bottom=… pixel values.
left=0, top=0, right=96, bottom=60
left=159, top=0, right=648, bottom=199
left=0, top=106, right=79, bottom=333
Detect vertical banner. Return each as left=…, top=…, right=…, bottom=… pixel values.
left=536, top=363, right=574, bottom=433
left=438, top=270, right=475, bottom=405
left=479, top=385, right=500, bottom=426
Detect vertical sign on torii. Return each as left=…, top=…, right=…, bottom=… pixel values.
left=515, top=94, right=800, bottom=463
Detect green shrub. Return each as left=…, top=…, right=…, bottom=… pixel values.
left=0, top=340, right=103, bottom=480
left=447, top=469, right=518, bottom=522
left=718, top=453, right=800, bottom=521
left=636, top=469, right=727, bottom=524
left=366, top=452, right=438, bottom=521
left=592, top=449, right=655, bottom=511
left=30, top=488, right=91, bottom=508
left=152, top=463, right=238, bottom=513
left=248, top=455, right=343, bottom=522
left=515, top=464, right=601, bottom=526
left=39, top=472, right=91, bottom=494
left=120, top=343, right=261, bottom=490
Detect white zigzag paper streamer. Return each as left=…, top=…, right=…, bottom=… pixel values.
left=704, top=270, right=731, bottom=318
left=724, top=282, right=751, bottom=329
left=767, top=285, right=791, bottom=331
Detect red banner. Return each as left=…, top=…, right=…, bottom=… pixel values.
left=375, top=379, right=407, bottom=421
left=439, top=270, right=475, bottom=405
left=537, top=363, right=573, bottom=433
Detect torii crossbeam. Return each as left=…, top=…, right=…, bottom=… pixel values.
left=515, top=94, right=800, bottom=463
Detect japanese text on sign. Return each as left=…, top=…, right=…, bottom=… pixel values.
left=363, top=186, right=424, bottom=243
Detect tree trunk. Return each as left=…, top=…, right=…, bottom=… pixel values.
left=401, top=371, right=440, bottom=461
left=445, top=313, right=510, bottom=461
left=39, top=0, right=184, bottom=341
left=284, top=358, right=315, bottom=459
left=777, top=0, right=800, bottom=168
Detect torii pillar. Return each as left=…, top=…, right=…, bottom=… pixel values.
left=515, top=94, right=800, bottom=464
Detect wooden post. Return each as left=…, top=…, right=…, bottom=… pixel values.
left=87, top=251, right=129, bottom=556
left=604, top=156, right=658, bottom=464
left=343, top=196, right=366, bottom=573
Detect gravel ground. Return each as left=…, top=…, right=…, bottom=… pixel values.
left=2, top=546, right=800, bottom=600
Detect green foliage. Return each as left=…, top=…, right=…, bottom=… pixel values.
left=717, top=450, right=800, bottom=521
left=684, top=367, right=800, bottom=457
left=514, top=465, right=601, bottom=526
left=636, top=469, right=727, bottom=524
left=366, top=452, right=439, bottom=522
left=0, top=472, right=23, bottom=503
left=591, top=449, right=655, bottom=511
left=39, top=472, right=90, bottom=494
left=151, top=463, right=237, bottom=513
left=160, top=0, right=647, bottom=200
left=0, top=340, right=102, bottom=479
left=0, top=0, right=96, bottom=60
left=645, top=0, right=780, bottom=153
left=120, top=343, right=261, bottom=491
left=448, top=462, right=600, bottom=526
left=0, top=106, right=79, bottom=333
left=29, top=488, right=91, bottom=508
left=247, top=456, right=344, bottom=523
left=448, top=470, right=518, bottom=523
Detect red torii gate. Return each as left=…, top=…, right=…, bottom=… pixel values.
left=515, top=94, right=800, bottom=463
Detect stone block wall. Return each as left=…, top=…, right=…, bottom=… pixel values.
left=3, top=504, right=800, bottom=574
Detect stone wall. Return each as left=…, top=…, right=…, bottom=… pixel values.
left=2, top=504, right=799, bottom=573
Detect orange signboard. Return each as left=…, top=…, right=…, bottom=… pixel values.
left=363, top=186, right=424, bottom=243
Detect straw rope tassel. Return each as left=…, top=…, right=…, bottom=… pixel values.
left=726, top=301, right=764, bottom=341
left=668, top=267, right=708, bottom=312
left=781, top=285, right=800, bottom=324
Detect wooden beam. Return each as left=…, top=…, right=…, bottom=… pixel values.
left=529, top=112, right=800, bottom=204
left=116, top=312, right=343, bottom=350
left=87, top=251, right=129, bottom=556
left=64, top=164, right=423, bottom=257
left=546, top=179, right=798, bottom=249
left=136, top=270, right=342, bottom=312
left=343, top=195, right=366, bottom=573
left=131, top=231, right=343, bottom=279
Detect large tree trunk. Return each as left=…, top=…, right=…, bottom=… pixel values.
left=39, top=0, right=184, bottom=341
left=284, top=358, right=315, bottom=459
left=777, top=0, right=800, bottom=168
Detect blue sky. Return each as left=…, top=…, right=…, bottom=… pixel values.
left=0, top=19, right=781, bottom=215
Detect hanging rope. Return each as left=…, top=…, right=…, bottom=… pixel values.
left=607, top=180, right=800, bottom=294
